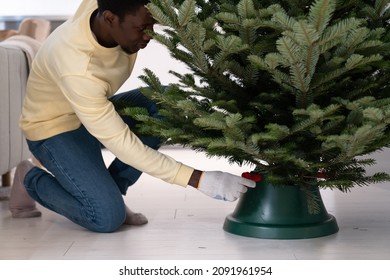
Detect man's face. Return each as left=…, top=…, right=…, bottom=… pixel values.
left=112, top=5, right=155, bottom=54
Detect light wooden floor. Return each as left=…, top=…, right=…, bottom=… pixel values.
left=0, top=147, right=389, bottom=260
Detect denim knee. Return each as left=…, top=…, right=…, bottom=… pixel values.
left=86, top=204, right=126, bottom=233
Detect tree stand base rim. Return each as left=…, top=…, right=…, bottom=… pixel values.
left=223, top=214, right=339, bottom=240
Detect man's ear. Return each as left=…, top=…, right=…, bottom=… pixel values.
left=102, top=10, right=119, bottom=27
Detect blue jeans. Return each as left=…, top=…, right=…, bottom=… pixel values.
left=24, top=88, right=161, bottom=233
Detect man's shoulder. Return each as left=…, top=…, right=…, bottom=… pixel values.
left=72, top=0, right=98, bottom=22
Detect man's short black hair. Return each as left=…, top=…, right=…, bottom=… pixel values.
left=97, top=0, right=150, bottom=20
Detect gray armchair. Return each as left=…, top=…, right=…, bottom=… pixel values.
left=0, top=19, right=50, bottom=197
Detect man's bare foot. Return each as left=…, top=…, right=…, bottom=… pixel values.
left=124, top=206, right=148, bottom=225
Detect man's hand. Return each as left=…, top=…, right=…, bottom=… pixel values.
left=197, top=171, right=256, bottom=201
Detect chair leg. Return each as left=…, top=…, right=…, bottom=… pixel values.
left=1, top=171, right=11, bottom=187
left=0, top=172, right=12, bottom=200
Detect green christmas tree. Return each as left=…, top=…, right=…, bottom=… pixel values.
left=121, top=0, right=390, bottom=195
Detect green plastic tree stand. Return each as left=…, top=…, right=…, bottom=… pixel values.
left=223, top=176, right=339, bottom=239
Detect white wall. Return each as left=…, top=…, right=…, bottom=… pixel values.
left=0, top=0, right=82, bottom=16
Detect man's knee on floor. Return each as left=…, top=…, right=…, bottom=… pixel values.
left=87, top=205, right=126, bottom=233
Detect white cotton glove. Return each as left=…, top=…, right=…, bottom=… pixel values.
left=197, top=171, right=256, bottom=201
